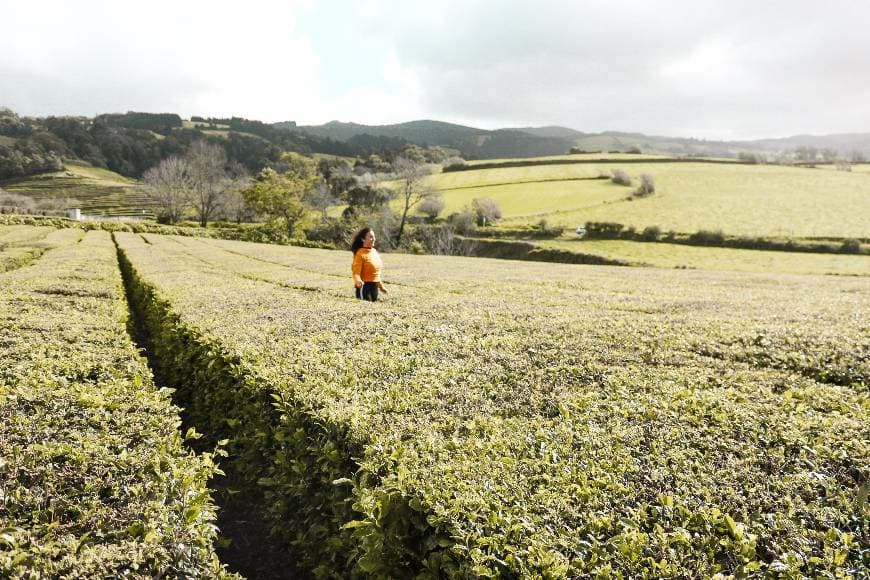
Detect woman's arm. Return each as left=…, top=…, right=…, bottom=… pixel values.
left=351, top=253, right=363, bottom=288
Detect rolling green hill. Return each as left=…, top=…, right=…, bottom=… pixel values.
left=287, top=119, right=870, bottom=160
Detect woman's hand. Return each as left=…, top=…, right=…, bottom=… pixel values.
left=355, top=281, right=363, bottom=289
left=378, top=282, right=388, bottom=294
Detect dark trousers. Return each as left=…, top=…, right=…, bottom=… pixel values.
left=355, top=282, right=379, bottom=302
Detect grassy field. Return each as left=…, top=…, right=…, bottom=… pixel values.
left=537, top=239, right=870, bottom=276
left=464, top=152, right=679, bottom=165
left=427, top=160, right=870, bottom=238
left=183, top=120, right=231, bottom=130
left=1, top=163, right=156, bottom=218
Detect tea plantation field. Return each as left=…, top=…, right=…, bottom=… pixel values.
left=2, top=224, right=868, bottom=578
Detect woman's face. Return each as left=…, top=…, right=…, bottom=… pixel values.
left=364, top=230, right=376, bottom=248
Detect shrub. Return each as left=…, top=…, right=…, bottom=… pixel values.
left=611, top=169, right=632, bottom=186
left=640, top=225, right=661, bottom=241
left=442, top=156, right=467, bottom=171
left=417, top=194, right=446, bottom=222
left=584, top=221, right=624, bottom=239
left=448, top=209, right=477, bottom=235
left=689, top=229, right=726, bottom=245
left=471, top=197, right=502, bottom=226
left=840, top=238, right=861, bottom=254
left=634, top=173, right=655, bottom=197
left=304, top=217, right=352, bottom=246
left=536, top=219, right=564, bottom=237
left=737, top=151, right=764, bottom=164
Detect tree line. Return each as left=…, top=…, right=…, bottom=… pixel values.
left=0, top=108, right=458, bottom=182
left=138, top=138, right=503, bottom=256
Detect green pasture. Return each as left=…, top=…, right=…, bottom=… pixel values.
left=427, top=161, right=870, bottom=238
left=434, top=176, right=628, bottom=218
left=464, top=152, right=672, bottom=165
left=182, top=120, right=231, bottom=130
left=537, top=238, right=870, bottom=276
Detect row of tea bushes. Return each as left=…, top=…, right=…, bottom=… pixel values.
left=0, top=225, right=55, bottom=246
left=117, top=233, right=869, bottom=578
left=0, top=230, right=234, bottom=578
left=0, top=226, right=84, bottom=273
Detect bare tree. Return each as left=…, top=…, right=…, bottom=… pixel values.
left=392, top=157, right=439, bottom=245
left=418, top=224, right=477, bottom=256
left=141, top=156, right=192, bottom=224
left=187, top=140, right=242, bottom=227
left=305, top=181, right=339, bottom=221
left=0, top=190, right=35, bottom=211
left=218, top=189, right=256, bottom=223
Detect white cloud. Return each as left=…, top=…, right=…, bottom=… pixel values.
left=1, top=0, right=868, bottom=138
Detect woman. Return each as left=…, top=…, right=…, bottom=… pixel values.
left=351, top=227, right=388, bottom=301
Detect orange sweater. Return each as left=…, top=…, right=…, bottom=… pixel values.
left=352, top=247, right=382, bottom=285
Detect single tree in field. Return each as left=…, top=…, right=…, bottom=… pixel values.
left=243, top=152, right=317, bottom=238
left=392, top=156, right=439, bottom=245
left=141, top=156, right=193, bottom=224
left=186, top=140, right=246, bottom=227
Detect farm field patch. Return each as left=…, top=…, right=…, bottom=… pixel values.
left=435, top=178, right=627, bottom=219
left=463, top=153, right=678, bottom=165
left=116, top=234, right=869, bottom=578
left=432, top=161, right=870, bottom=238
left=536, top=239, right=870, bottom=276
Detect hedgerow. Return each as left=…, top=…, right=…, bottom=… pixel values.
left=116, top=233, right=869, bottom=577
left=0, top=229, right=234, bottom=578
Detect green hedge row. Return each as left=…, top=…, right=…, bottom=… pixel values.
left=0, top=229, right=234, bottom=578
left=465, top=237, right=631, bottom=266
left=0, top=213, right=339, bottom=250
left=117, top=234, right=450, bottom=577
left=583, top=221, right=869, bottom=255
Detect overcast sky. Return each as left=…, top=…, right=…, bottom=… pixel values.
left=1, top=0, right=868, bottom=139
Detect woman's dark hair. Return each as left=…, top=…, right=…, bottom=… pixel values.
left=351, top=227, right=372, bottom=254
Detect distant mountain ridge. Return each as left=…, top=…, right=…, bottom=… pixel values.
left=278, top=119, right=870, bottom=160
